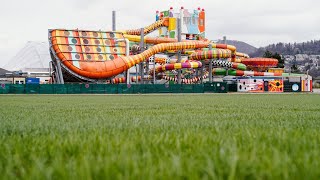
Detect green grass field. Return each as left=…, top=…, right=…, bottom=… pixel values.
left=1, top=94, right=320, bottom=179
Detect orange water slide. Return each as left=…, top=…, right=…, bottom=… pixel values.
left=241, top=58, right=278, bottom=71
left=50, top=30, right=209, bottom=79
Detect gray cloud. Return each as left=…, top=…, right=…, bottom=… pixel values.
left=1, top=0, right=320, bottom=66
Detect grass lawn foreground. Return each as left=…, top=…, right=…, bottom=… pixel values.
left=0, top=94, right=320, bottom=179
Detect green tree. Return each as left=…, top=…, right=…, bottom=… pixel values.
left=272, top=52, right=284, bottom=68
left=263, top=51, right=284, bottom=68
left=291, top=64, right=299, bottom=73
left=263, top=50, right=273, bottom=58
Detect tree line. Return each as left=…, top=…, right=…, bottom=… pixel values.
left=250, top=40, right=320, bottom=57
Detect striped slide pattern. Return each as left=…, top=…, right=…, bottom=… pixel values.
left=123, top=41, right=209, bottom=69
left=189, top=49, right=232, bottom=60
left=154, top=61, right=202, bottom=73
left=162, top=74, right=208, bottom=84
left=131, top=74, right=208, bottom=84
left=131, top=76, right=152, bottom=82
left=211, top=60, right=246, bottom=71
left=112, top=77, right=126, bottom=84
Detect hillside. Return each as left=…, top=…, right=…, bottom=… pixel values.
left=216, top=40, right=257, bottom=55
left=249, top=40, right=320, bottom=57
left=249, top=40, right=320, bottom=78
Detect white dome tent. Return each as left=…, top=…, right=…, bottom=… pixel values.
left=3, top=41, right=52, bottom=84
left=4, top=41, right=51, bottom=71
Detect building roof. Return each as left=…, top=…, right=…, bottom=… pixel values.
left=0, top=68, right=11, bottom=75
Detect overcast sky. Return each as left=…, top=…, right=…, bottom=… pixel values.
left=1, top=0, right=320, bottom=67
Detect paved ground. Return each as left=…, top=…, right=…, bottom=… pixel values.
left=313, top=89, right=320, bottom=94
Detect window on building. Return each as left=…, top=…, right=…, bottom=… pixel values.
left=15, top=80, right=24, bottom=84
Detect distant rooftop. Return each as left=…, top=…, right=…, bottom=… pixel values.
left=0, top=68, right=11, bottom=75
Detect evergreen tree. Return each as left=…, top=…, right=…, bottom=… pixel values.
left=263, top=51, right=284, bottom=68
left=291, top=64, right=299, bottom=73
left=263, top=50, right=273, bottom=58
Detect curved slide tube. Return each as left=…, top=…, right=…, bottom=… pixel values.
left=163, top=58, right=246, bottom=71
left=189, top=49, right=250, bottom=68
left=153, top=58, right=194, bottom=65
left=211, top=44, right=236, bottom=52
left=202, top=59, right=246, bottom=70
left=212, top=68, right=282, bottom=76
left=211, top=60, right=246, bottom=71
left=235, top=52, right=250, bottom=59
left=162, top=73, right=208, bottom=84
left=112, top=77, right=126, bottom=84
left=132, top=74, right=208, bottom=84
left=122, top=18, right=169, bottom=35
left=154, top=61, right=202, bottom=73
left=131, top=76, right=152, bottom=82
left=189, top=44, right=249, bottom=60
left=231, top=58, right=245, bottom=63
left=124, top=34, right=243, bottom=58
left=151, top=58, right=246, bottom=76
left=151, top=49, right=246, bottom=75
left=120, top=18, right=248, bottom=60
left=189, top=49, right=247, bottom=60
left=210, top=43, right=236, bottom=61
left=189, top=49, right=232, bottom=60
left=154, top=57, right=167, bottom=64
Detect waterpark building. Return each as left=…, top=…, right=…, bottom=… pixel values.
left=1, top=7, right=313, bottom=93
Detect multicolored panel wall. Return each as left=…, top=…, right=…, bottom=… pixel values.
left=158, top=10, right=176, bottom=38
left=237, top=77, right=284, bottom=92
left=50, top=29, right=126, bottom=70
left=284, top=82, right=301, bottom=92
left=237, top=79, right=264, bottom=92
left=301, top=79, right=313, bottom=92
left=267, top=79, right=284, bottom=92
left=283, top=76, right=312, bottom=92
left=157, top=8, right=205, bottom=39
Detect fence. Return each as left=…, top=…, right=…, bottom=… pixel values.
left=0, top=83, right=228, bottom=94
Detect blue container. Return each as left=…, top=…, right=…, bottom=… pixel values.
left=26, top=78, right=40, bottom=84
